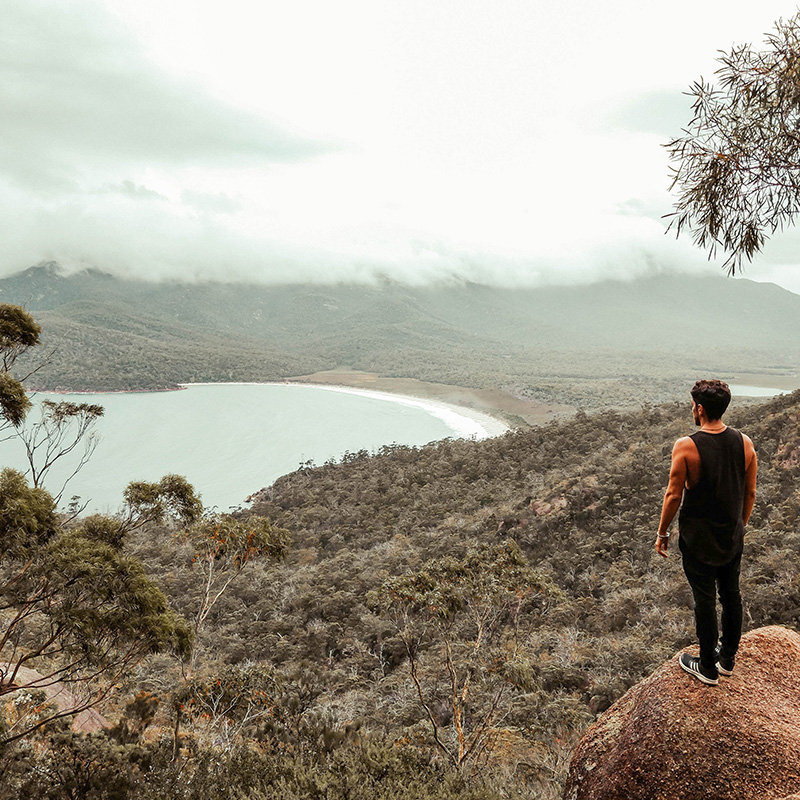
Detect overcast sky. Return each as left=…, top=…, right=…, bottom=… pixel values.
left=3, top=0, right=800, bottom=291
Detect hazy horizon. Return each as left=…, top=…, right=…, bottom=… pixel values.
left=10, top=258, right=800, bottom=297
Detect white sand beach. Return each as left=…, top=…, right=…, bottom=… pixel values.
left=182, top=380, right=510, bottom=440
left=278, top=382, right=510, bottom=440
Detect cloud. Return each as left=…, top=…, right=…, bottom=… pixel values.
left=0, top=0, right=796, bottom=293
left=0, top=0, right=330, bottom=191
left=0, top=0, right=341, bottom=284
left=0, top=161, right=711, bottom=288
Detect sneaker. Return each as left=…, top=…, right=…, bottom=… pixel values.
left=715, top=646, right=735, bottom=676
left=680, top=653, right=719, bottom=685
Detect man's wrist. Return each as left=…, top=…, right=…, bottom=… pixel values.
left=657, top=532, right=670, bottom=539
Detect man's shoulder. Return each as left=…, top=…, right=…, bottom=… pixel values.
left=740, top=431, right=756, bottom=455
left=672, top=435, right=699, bottom=456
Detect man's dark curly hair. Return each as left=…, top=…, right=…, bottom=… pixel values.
left=690, top=379, right=731, bottom=421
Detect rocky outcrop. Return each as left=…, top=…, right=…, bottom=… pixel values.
left=564, top=626, right=800, bottom=800
left=1, top=664, right=109, bottom=734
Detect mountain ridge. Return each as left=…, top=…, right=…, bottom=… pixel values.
left=2, top=263, right=798, bottom=403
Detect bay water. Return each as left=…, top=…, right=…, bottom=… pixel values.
left=0, top=383, right=504, bottom=514
left=726, top=383, right=792, bottom=397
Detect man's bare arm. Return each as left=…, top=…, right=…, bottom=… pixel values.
left=655, top=437, right=693, bottom=558
left=742, top=434, right=757, bottom=526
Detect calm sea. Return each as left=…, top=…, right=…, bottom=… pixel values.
left=726, top=383, right=792, bottom=397
left=0, top=383, right=504, bottom=514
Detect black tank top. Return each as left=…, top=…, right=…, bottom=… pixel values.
left=678, top=427, right=746, bottom=566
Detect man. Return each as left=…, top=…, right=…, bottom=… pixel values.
left=655, top=379, right=757, bottom=685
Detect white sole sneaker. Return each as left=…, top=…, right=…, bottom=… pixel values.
left=680, top=653, right=719, bottom=685
left=714, top=646, right=735, bottom=676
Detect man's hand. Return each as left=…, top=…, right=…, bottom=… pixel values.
left=655, top=534, right=670, bottom=558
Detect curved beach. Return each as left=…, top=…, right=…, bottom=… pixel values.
left=182, top=380, right=511, bottom=440
left=283, top=369, right=574, bottom=429
left=276, top=382, right=510, bottom=440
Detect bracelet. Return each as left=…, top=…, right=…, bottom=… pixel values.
left=657, top=533, right=670, bottom=539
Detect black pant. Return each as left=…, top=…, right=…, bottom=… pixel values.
left=680, top=545, right=743, bottom=673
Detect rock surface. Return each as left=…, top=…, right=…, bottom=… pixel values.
left=563, top=626, right=800, bottom=800
left=1, top=664, right=109, bottom=733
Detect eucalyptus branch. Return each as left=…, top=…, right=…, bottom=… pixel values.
left=666, top=12, right=800, bottom=273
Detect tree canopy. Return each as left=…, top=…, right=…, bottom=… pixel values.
left=0, top=304, right=40, bottom=427
left=373, top=541, right=558, bottom=770
left=666, top=13, right=800, bottom=273
left=0, top=466, right=195, bottom=743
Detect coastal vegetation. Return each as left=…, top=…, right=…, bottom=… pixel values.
left=2, top=301, right=800, bottom=798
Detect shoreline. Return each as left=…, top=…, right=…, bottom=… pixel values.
left=281, top=369, right=574, bottom=428
left=180, top=380, right=511, bottom=440
left=278, top=383, right=513, bottom=439
left=32, top=370, right=576, bottom=430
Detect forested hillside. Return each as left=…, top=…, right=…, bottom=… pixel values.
left=3, top=262, right=799, bottom=406
left=5, top=386, right=798, bottom=799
